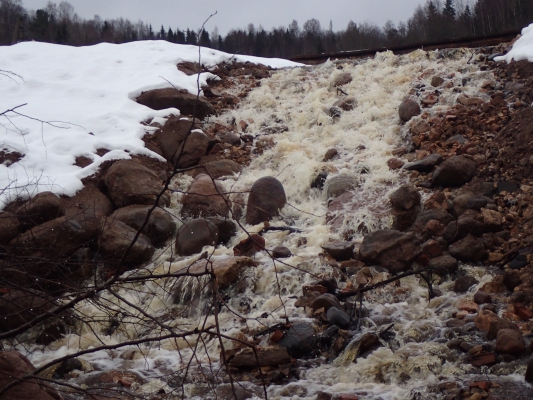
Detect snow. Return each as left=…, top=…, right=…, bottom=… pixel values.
left=0, top=40, right=301, bottom=208
left=495, top=23, right=533, bottom=63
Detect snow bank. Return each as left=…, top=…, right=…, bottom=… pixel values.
left=0, top=40, right=301, bottom=208
left=495, top=23, right=533, bottom=63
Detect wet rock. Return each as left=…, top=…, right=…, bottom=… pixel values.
left=432, top=156, right=476, bottom=187
left=487, top=318, right=521, bottom=340
left=453, top=275, right=479, bottom=293
left=333, top=96, right=357, bottom=111
left=109, top=205, right=176, bottom=247
left=428, top=255, right=458, bottom=274
left=0, top=211, right=20, bottom=244
left=226, top=346, right=291, bottom=368
left=316, top=392, right=333, bottom=400
left=387, top=158, right=404, bottom=170
left=360, top=230, right=422, bottom=273
left=474, top=309, right=498, bottom=331
left=220, top=131, right=242, bottom=146
left=503, top=270, right=522, bottom=291
left=323, top=148, right=338, bottom=161
left=474, top=291, right=492, bottom=305
left=403, top=153, right=443, bottom=173
left=526, top=357, right=533, bottom=383
left=272, top=246, right=292, bottom=258
left=181, top=174, right=229, bottom=218
left=509, top=254, right=528, bottom=270
left=206, top=217, right=237, bottom=245
left=495, top=329, right=526, bottom=355
left=399, top=99, right=421, bottom=122
left=0, top=350, right=61, bottom=400
left=175, top=218, right=219, bottom=256
left=98, top=220, right=155, bottom=267
left=311, top=293, right=342, bottom=312
left=233, top=234, right=265, bottom=257
left=104, top=160, right=168, bottom=207
left=52, top=358, right=83, bottom=379
left=136, top=88, right=216, bottom=120
left=431, top=76, right=444, bottom=87
left=322, top=241, right=354, bottom=261
left=62, top=184, right=114, bottom=224
left=327, top=307, right=350, bottom=329
left=333, top=72, right=353, bottom=86
left=449, top=235, right=487, bottom=262
left=246, top=176, right=286, bottom=225
left=457, top=94, right=485, bottom=106
left=215, top=383, right=260, bottom=400
left=325, top=174, right=358, bottom=199
left=15, top=191, right=64, bottom=229
left=193, top=159, right=243, bottom=179
left=389, top=184, right=420, bottom=210
left=480, top=275, right=506, bottom=294
left=497, top=180, right=520, bottom=194
left=311, top=172, right=328, bottom=190
left=411, top=209, right=455, bottom=238
left=278, top=322, right=317, bottom=358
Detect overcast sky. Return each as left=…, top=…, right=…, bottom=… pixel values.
left=21, top=0, right=426, bottom=35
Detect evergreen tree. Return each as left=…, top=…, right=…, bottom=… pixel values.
left=167, top=27, right=174, bottom=42
left=158, top=25, right=166, bottom=39
left=443, top=0, right=456, bottom=20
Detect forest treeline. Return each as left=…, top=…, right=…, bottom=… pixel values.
left=1, top=0, right=532, bottom=57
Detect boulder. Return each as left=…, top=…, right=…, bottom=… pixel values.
left=325, top=174, right=358, bottom=199
left=233, top=234, right=265, bottom=257
left=15, top=191, right=64, bottom=228
left=181, top=174, right=229, bottom=218
left=0, top=211, right=20, bottom=244
left=389, top=184, right=420, bottom=210
left=172, top=130, right=210, bottom=168
left=226, top=346, right=291, bottom=368
left=399, top=99, right=421, bottom=122
left=322, top=241, right=354, bottom=261
left=104, top=160, right=168, bottom=207
left=411, top=209, right=455, bottom=238
left=62, top=185, right=114, bottom=223
left=495, top=329, right=526, bottom=355
left=136, top=88, right=216, bottom=120
left=432, top=156, right=476, bottom=187
left=246, top=176, right=286, bottom=225
left=311, top=293, right=342, bottom=312
left=449, top=235, right=487, bottom=262
left=360, top=230, right=422, bottom=273
left=0, top=350, right=61, bottom=400
left=488, top=318, right=521, bottom=340
left=193, top=159, right=243, bottom=179
left=277, top=322, right=318, bottom=358
left=272, top=246, right=292, bottom=258
left=327, top=307, right=350, bottom=329
left=108, top=205, right=176, bottom=247
left=333, top=72, right=353, bottom=86
left=431, top=76, right=444, bottom=87
left=323, top=148, right=338, bottom=161
left=403, top=153, right=443, bottom=173
left=206, top=217, right=237, bottom=245
left=175, top=218, right=219, bottom=256
left=428, top=255, right=458, bottom=275
left=453, top=275, right=478, bottom=293
left=98, top=220, right=155, bottom=267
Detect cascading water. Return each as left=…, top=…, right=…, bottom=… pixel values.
left=22, top=48, right=519, bottom=399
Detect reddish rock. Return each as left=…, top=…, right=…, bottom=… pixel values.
left=449, top=235, right=487, bottom=262
left=389, top=184, right=420, bottom=210
left=181, top=174, right=229, bottom=218
left=495, top=329, right=526, bottom=355
left=233, top=234, right=265, bottom=257
left=192, top=159, right=243, bottom=179
left=104, top=160, right=168, bottom=208
left=487, top=318, right=521, bottom=340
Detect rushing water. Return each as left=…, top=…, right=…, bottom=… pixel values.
left=21, top=49, right=524, bottom=399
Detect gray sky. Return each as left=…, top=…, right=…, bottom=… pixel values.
left=21, top=0, right=425, bottom=35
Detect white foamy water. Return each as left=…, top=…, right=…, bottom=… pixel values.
left=21, top=48, right=509, bottom=399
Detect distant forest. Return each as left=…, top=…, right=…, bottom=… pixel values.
left=1, top=0, right=532, bottom=58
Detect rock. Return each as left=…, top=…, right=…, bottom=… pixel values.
left=104, top=160, right=168, bottom=207
left=453, top=275, right=479, bottom=293
left=333, top=96, right=357, bottom=111
left=403, top=153, right=443, bottom=172
left=0, top=211, right=20, bottom=244
left=389, top=184, right=420, bottom=210
left=333, top=72, right=353, bottom=86
left=108, top=205, right=176, bottom=247
left=399, top=99, right=421, bottom=122
left=322, top=241, right=354, bottom=261
left=15, top=192, right=64, bottom=228
left=509, top=254, right=528, bottom=270
left=411, top=209, right=455, bottom=238
left=278, top=322, right=318, bottom=358
left=360, top=230, right=422, bottom=273
left=272, top=246, right=292, bottom=258
left=428, top=255, right=458, bottom=274
left=0, top=350, right=61, bottom=400
left=327, top=307, right=350, bottom=329
left=174, top=256, right=256, bottom=289
left=311, top=172, right=328, bottom=190
left=0, top=290, right=71, bottom=345
left=497, top=180, right=520, bottom=193
left=181, top=174, right=229, bottom=218
left=173, top=130, right=211, bottom=168
left=457, top=94, right=485, bottom=106
left=431, top=76, right=444, bottom=87
left=175, top=218, right=219, bottom=256
left=62, top=185, right=114, bottom=223
left=487, top=318, right=521, bottom=340
left=411, top=120, right=430, bottom=134
left=495, top=329, right=526, bottom=355
left=449, top=235, right=487, bottom=262
left=475, top=309, right=499, bottom=331
left=466, top=197, right=490, bottom=211
left=193, top=159, right=243, bottom=179
left=323, top=148, right=338, bottom=161
left=325, top=174, right=358, bottom=199
left=526, top=357, right=533, bottom=383
left=503, top=270, right=522, bottom=291
left=480, top=275, right=506, bottom=294
left=432, top=156, right=476, bottom=187
left=233, top=234, right=265, bottom=257
left=52, top=358, right=83, bottom=379
left=387, top=158, right=404, bottom=170
left=136, top=88, right=216, bottom=120
left=98, top=220, right=155, bottom=267
left=311, top=293, right=342, bottom=312
left=246, top=176, right=287, bottom=225
left=474, top=291, right=492, bottom=304
left=206, top=217, right=237, bottom=245
left=215, top=383, right=260, bottom=400
left=220, top=131, right=241, bottom=146
left=226, top=346, right=291, bottom=368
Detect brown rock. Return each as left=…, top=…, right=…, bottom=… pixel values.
left=475, top=309, right=499, bottom=331
left=399, top=99, right=421, bottom=122
left=181, top=174, right=229, bottom=218
left=246, top=176, right=286, bottom=225
left=453, top=275, right=479, bottom=293
left=389, top=184, right=420, bottom=210
left=233, top=234, right=265, bottom=257
left=104, top=160, right=168, bottom=208
left=226, top=346, right=291, bottom=368
left=474, top=291, right=492, bottom=305
left=0, top=211, right=20, bottom=244
left=432, top=156, right=476, bottom=187
left=322, top=241, right=354, bottom=261
left=311, top=293, right=342, bottom=312
left=325, top=174, right=358, bottom=199
left=192, top=159, right=243, bottom=179
left=175, top=218, right=219, bottom=256
left=136, top=88, right=216, bottom=120
left=323, top=148, right=338, bottom=161
left=333, top=96, right=357, bottom=111
left=449, top=235, right=487, bottom=262
left=15, top=191, right=64, bottom=228
left=334, top=72, right=353, bottom=86
left=480, top=275, right=506, bottom=294
left=495, top=329, right=526, bottom=355
left=487, top=318, right=520, bottom=340
left=428, top=255, right=458, bottom=274
left=431, top=76, right=444, bottom=87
